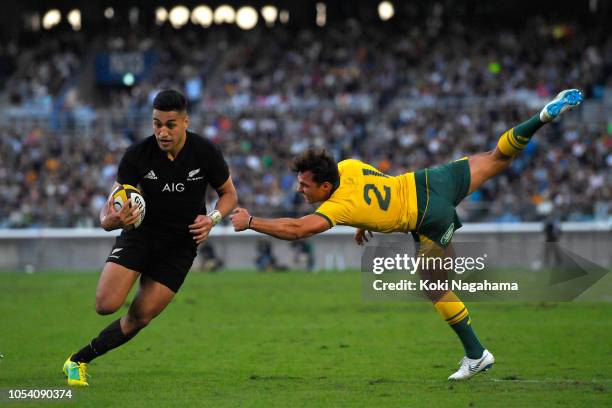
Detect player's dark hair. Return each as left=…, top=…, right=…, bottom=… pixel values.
left=153, top=89, right=187, bottom=112
left=291, top=149, right=339, bottom=185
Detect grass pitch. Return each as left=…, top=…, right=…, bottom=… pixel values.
left=1, top=270, right=610, bottom=407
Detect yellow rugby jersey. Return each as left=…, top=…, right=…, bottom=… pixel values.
left=315, top=159, right=419, bottom=233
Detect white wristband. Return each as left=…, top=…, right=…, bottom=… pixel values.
left=207, top=209, right=222, bottom=226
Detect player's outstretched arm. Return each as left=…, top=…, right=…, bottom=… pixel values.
left=99, top=182, right=141, bottom=231
left=231, top=208, right=330, bottom=241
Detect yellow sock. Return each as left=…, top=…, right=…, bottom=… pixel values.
left=497, top=114, right=545, bottom=157
left=497, top=128, right=525, bottom=157
left=434, top=291, right=469, bottom=325
left=434, top=291, right=484, bottom=358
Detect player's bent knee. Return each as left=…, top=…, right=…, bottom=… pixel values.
left=95, top=297, right=123, bottom=315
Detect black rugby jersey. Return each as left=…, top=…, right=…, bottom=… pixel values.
left=116, top=131, right=229, bottom=242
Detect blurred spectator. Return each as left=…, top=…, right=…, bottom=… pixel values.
left=197, top=243, right=224, bottom=272
left=255, top=240, right=286, bottom=271
left=543, top=217, right=563, bottom=268
left=291, top=240, right=314, bottom=271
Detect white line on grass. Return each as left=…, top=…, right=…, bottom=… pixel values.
left=490, top=378, right=612, bottom=384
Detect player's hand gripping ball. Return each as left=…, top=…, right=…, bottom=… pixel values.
left=112, top=184, right=146, bottom=230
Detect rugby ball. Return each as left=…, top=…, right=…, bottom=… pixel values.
left=112, top=184, right=146, bottom=229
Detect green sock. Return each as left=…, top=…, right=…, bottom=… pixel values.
left=450, top=316, right=485, bottom=359
left=514, top=114, right=545, bottom=143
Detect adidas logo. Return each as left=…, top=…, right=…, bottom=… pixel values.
left=144, top=170, right=158, bottom=180
left=467, top=354, right=487, bottom=373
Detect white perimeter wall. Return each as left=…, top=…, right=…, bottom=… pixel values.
left=0, top=222, right=610, bottom=272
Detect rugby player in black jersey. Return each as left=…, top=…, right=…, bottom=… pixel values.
left=62, top=89, right=237, bottom=386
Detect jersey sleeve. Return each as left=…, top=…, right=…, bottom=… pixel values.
left=204, top=141, right=230, bottom=189
left=116, top=146, right=141, bottom=186
left=315, top=199, right=350, bottom=228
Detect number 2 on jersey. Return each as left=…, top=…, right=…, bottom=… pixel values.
left=363, top=184, right=391, bottom=211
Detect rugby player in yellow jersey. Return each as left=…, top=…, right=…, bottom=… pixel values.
left=231, top=89, right=583, bottom=380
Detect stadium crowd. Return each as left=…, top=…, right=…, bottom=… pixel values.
left=4, top=31, right=84, bottom=110
left=0, top=14, right=610, bottom=228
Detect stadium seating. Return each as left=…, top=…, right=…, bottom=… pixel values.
left=0, top=16, right=609, bottom=227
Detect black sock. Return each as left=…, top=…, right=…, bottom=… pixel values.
left=71, top=319, right=136, bottom=364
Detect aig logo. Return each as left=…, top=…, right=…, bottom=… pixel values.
left=162, top=183, right=185, bottom=192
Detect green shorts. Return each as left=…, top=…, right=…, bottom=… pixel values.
left=413, top=158, right=471, bottom=247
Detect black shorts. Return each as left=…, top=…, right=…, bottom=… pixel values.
left=106, top=232, right=197, bottom=292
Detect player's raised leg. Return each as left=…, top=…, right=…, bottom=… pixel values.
left=64, top=268, right=175, bottom=386
left=468, top=89, right=583, bottom=194
left=95, top=263, right=141, bottom=315
left=63, top=263, right=139, bottom=386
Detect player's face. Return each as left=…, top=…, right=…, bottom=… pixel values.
left=297, top=171, right=333, bottom=204
left=153, top=110, right=189, bottom=155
